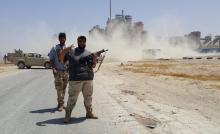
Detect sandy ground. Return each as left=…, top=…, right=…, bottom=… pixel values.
left=0, top=60, right=18, bottom=77
left=97, top=59, right=220, bottom=133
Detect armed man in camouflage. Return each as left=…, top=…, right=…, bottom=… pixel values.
left=48, top=32, right=68, bottom=111
left=63, top=35, right=98, bottom=123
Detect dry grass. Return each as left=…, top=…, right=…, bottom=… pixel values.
left=122, top=62, right=220, bottom=81
left=0, top=64, right=16, bottom=73
left=155, top=72, right=220, bottom=81
left=210, top=84, right=220, bottom=90
left=0, top=63, right=14, bottom=66
left=133, top=63, right=173, bottom=69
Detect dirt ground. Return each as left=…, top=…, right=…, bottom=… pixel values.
left=0, top=60, right=17, bottom=76
left=97, top=59, right=220, bottom=133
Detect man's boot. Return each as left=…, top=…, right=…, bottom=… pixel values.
left=86, top=112, right=98, bottom=119
left=64, top=109, right=72, bottom=123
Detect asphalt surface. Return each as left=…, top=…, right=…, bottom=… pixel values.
left=0, top=69, right=149, bottom=134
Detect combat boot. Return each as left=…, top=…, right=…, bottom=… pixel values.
left=86, top=112, right=98, bottom=119
left=64, top=109, right=72, bottom=123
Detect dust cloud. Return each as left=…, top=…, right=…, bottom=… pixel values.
left=87, top=18, right=204, bottom=61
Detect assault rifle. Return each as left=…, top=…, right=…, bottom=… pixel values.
left=80, top=49, right=108, bottom=72
left=59, top=47, right=108, bottom=72
left=79, top=49, right=108, bottom=63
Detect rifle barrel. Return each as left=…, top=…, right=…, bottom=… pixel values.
left=97, top=49, right=108, bottom=55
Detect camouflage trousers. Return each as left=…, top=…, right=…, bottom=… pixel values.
left=54, top=70, right=68, bottom=106
left=65, top=80, right=93, bottom=113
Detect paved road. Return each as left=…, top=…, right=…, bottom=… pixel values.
left=0, top=69, right=149, bottom=134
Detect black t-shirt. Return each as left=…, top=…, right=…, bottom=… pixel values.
left=65, top=47, right=94, bottom=81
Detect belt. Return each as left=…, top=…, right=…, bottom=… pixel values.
left=56, top=69, right=67, bottom=72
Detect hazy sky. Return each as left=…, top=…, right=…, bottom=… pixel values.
left=0, top=0, right=220, bottom=55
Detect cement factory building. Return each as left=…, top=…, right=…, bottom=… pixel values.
left=89, top=10, right=147, bottom=40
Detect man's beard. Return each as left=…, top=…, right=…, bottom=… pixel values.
left=60, top=42, right=65, bottom=46
left=78, top=44, right=86, bottom=49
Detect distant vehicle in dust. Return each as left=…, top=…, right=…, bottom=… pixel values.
left=12, top=52, right=51, bottom=69
left=7, top=49, right=51, bottom=69
left=13, top=53, right=51, bottom=69
left=6, top=49, right=51, bottom=69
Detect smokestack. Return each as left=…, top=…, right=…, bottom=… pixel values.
left=110, top=0, right=112, bottom=20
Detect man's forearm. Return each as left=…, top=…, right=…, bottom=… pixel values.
left=92, top=53, right=97, bottom=68
left=92, top=62, right=96, bottom=68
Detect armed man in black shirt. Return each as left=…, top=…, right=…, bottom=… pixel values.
left=63, top=35, right=98, bottom=123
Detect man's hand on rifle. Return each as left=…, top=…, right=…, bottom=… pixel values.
left=92, top=52, right=97, bottom=68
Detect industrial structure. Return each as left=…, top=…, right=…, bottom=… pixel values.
left=89, top=0, right=146, bottom=41
left=200, top=35, right=220, bottom=53
left=89, top=0, right=220, bottom=54
left=169, top=31, right=220, bottom=53
left=89, top=10, right=147, bottom=40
